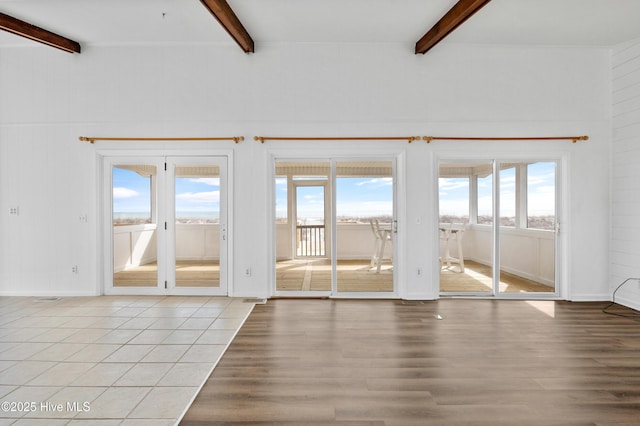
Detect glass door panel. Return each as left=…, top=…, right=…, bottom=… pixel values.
left=335, top=161, right=394, bottom=293
left=439, top=161, right=493, bottom=295
left=112, top=164, right=159, bottom=288
left=295, top=185, right=326, bottom=258
left=498, top=161, right=557, bottom=294
left=275, top=161, right=330, bottom=294
left=172, top=163, right=222, bottom=289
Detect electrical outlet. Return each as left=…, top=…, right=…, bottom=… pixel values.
left=244, top=268, right=252, bottom=277
left=72, top=265, right=78, bottom=274
left=417, top=268, right=422, bottom=276
left=9, top=206, right=19, bottom=216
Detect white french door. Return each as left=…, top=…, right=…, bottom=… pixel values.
left=105, top=156, right=228, bottom=295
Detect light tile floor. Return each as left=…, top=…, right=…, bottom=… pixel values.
left=0, top=295, right=256, bottom=425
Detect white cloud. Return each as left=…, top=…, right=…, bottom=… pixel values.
left=477, top=195, right=493, bottom=216
left=303, top=194, right=324, bottom=204
left=113, top=187, right=139, bottom=199
left=500, top=175, right=516, bottom=190
left=477, top=178, right=493, bottom=189
left=176, top=191, right=220, bottom=203
left=439, top=178, right=469, bottom=191
left=439, top=198, right=469, bottom=216
left=188, top=178, right=219, bottom=186
left=336, top=201, right=393, bottom=217
left=530, top=185, right=555, bottom=194
left=528, top=191, right=555, bottom=215
left=355, top=178, right=393, bottom=187
left=528, top=174, right=554, bottom=186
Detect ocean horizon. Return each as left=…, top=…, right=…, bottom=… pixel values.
left=114, top=211, right=219, bottom=219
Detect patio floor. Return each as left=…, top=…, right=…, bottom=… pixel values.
left=440, top=260, right=555, bottom=293
left=276, top=259, right=394, bottom=293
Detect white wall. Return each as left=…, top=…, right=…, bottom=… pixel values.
left=175, top=225, right=220, bottom=261
left=611, top=39, right=640, bottom=310
left=113, top=225, right=158, bottom=272
left=463, top=227, right=556, bottom=287
left=0, top=42, right=611, bottom=299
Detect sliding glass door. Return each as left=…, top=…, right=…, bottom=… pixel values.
left=274, top=159, right=396, bottom=297
left=498, top=161, right=556, bottom=295
left=107, top=156, right=227, bottom=295
left=439, top=160, right=558, bottom=297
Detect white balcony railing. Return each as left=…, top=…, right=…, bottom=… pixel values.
left=113, top=224, right=219, bottom=272
left=113, top=222, right=555, bottom=286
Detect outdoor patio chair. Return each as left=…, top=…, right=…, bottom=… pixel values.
left=370, top=219, right=392, bottom=273
left=440, top=222, right=465, bottom=273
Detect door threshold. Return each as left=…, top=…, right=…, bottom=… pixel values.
left=271, top=295, right=330, bottom=299
left=439, top=294, right=563, bottom=300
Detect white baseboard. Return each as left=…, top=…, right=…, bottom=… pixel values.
left=612, top=294, right=640, bottom=312
left=0, top=290, right=99, bottom=297
left=569, top=293, right=610, bottom=302
left=175, top=257, right=218, bottom=261
left=404, top=292, right=438, bottom=301
left=230, top=291, right=270, bottom=299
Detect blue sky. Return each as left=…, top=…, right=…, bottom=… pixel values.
left=113, top=167, right=219, bottom=215
left=276, top=177, right=393, bottom=220
left=337, top=177, right=393, bottom=218
left=112, top=168, right=153, bottom=213
left=115, top=161, right=554, bottom=220
left=439, top=162, right=556, bottom=217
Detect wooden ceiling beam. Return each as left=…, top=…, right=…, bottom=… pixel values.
left=199, top=0, right=254, bottom=53
left=0, top=12, right=80, bottom=53
left=415, top=0, right=492, bottom=55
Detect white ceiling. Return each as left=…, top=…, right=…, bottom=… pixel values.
left=1, top=0, right=640, bottom=50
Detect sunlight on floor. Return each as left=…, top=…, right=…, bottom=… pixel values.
left=525, top=300, right=556, bottom=318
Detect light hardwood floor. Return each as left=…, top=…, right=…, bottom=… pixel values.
left=181, top=298, right=640, bottom=425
